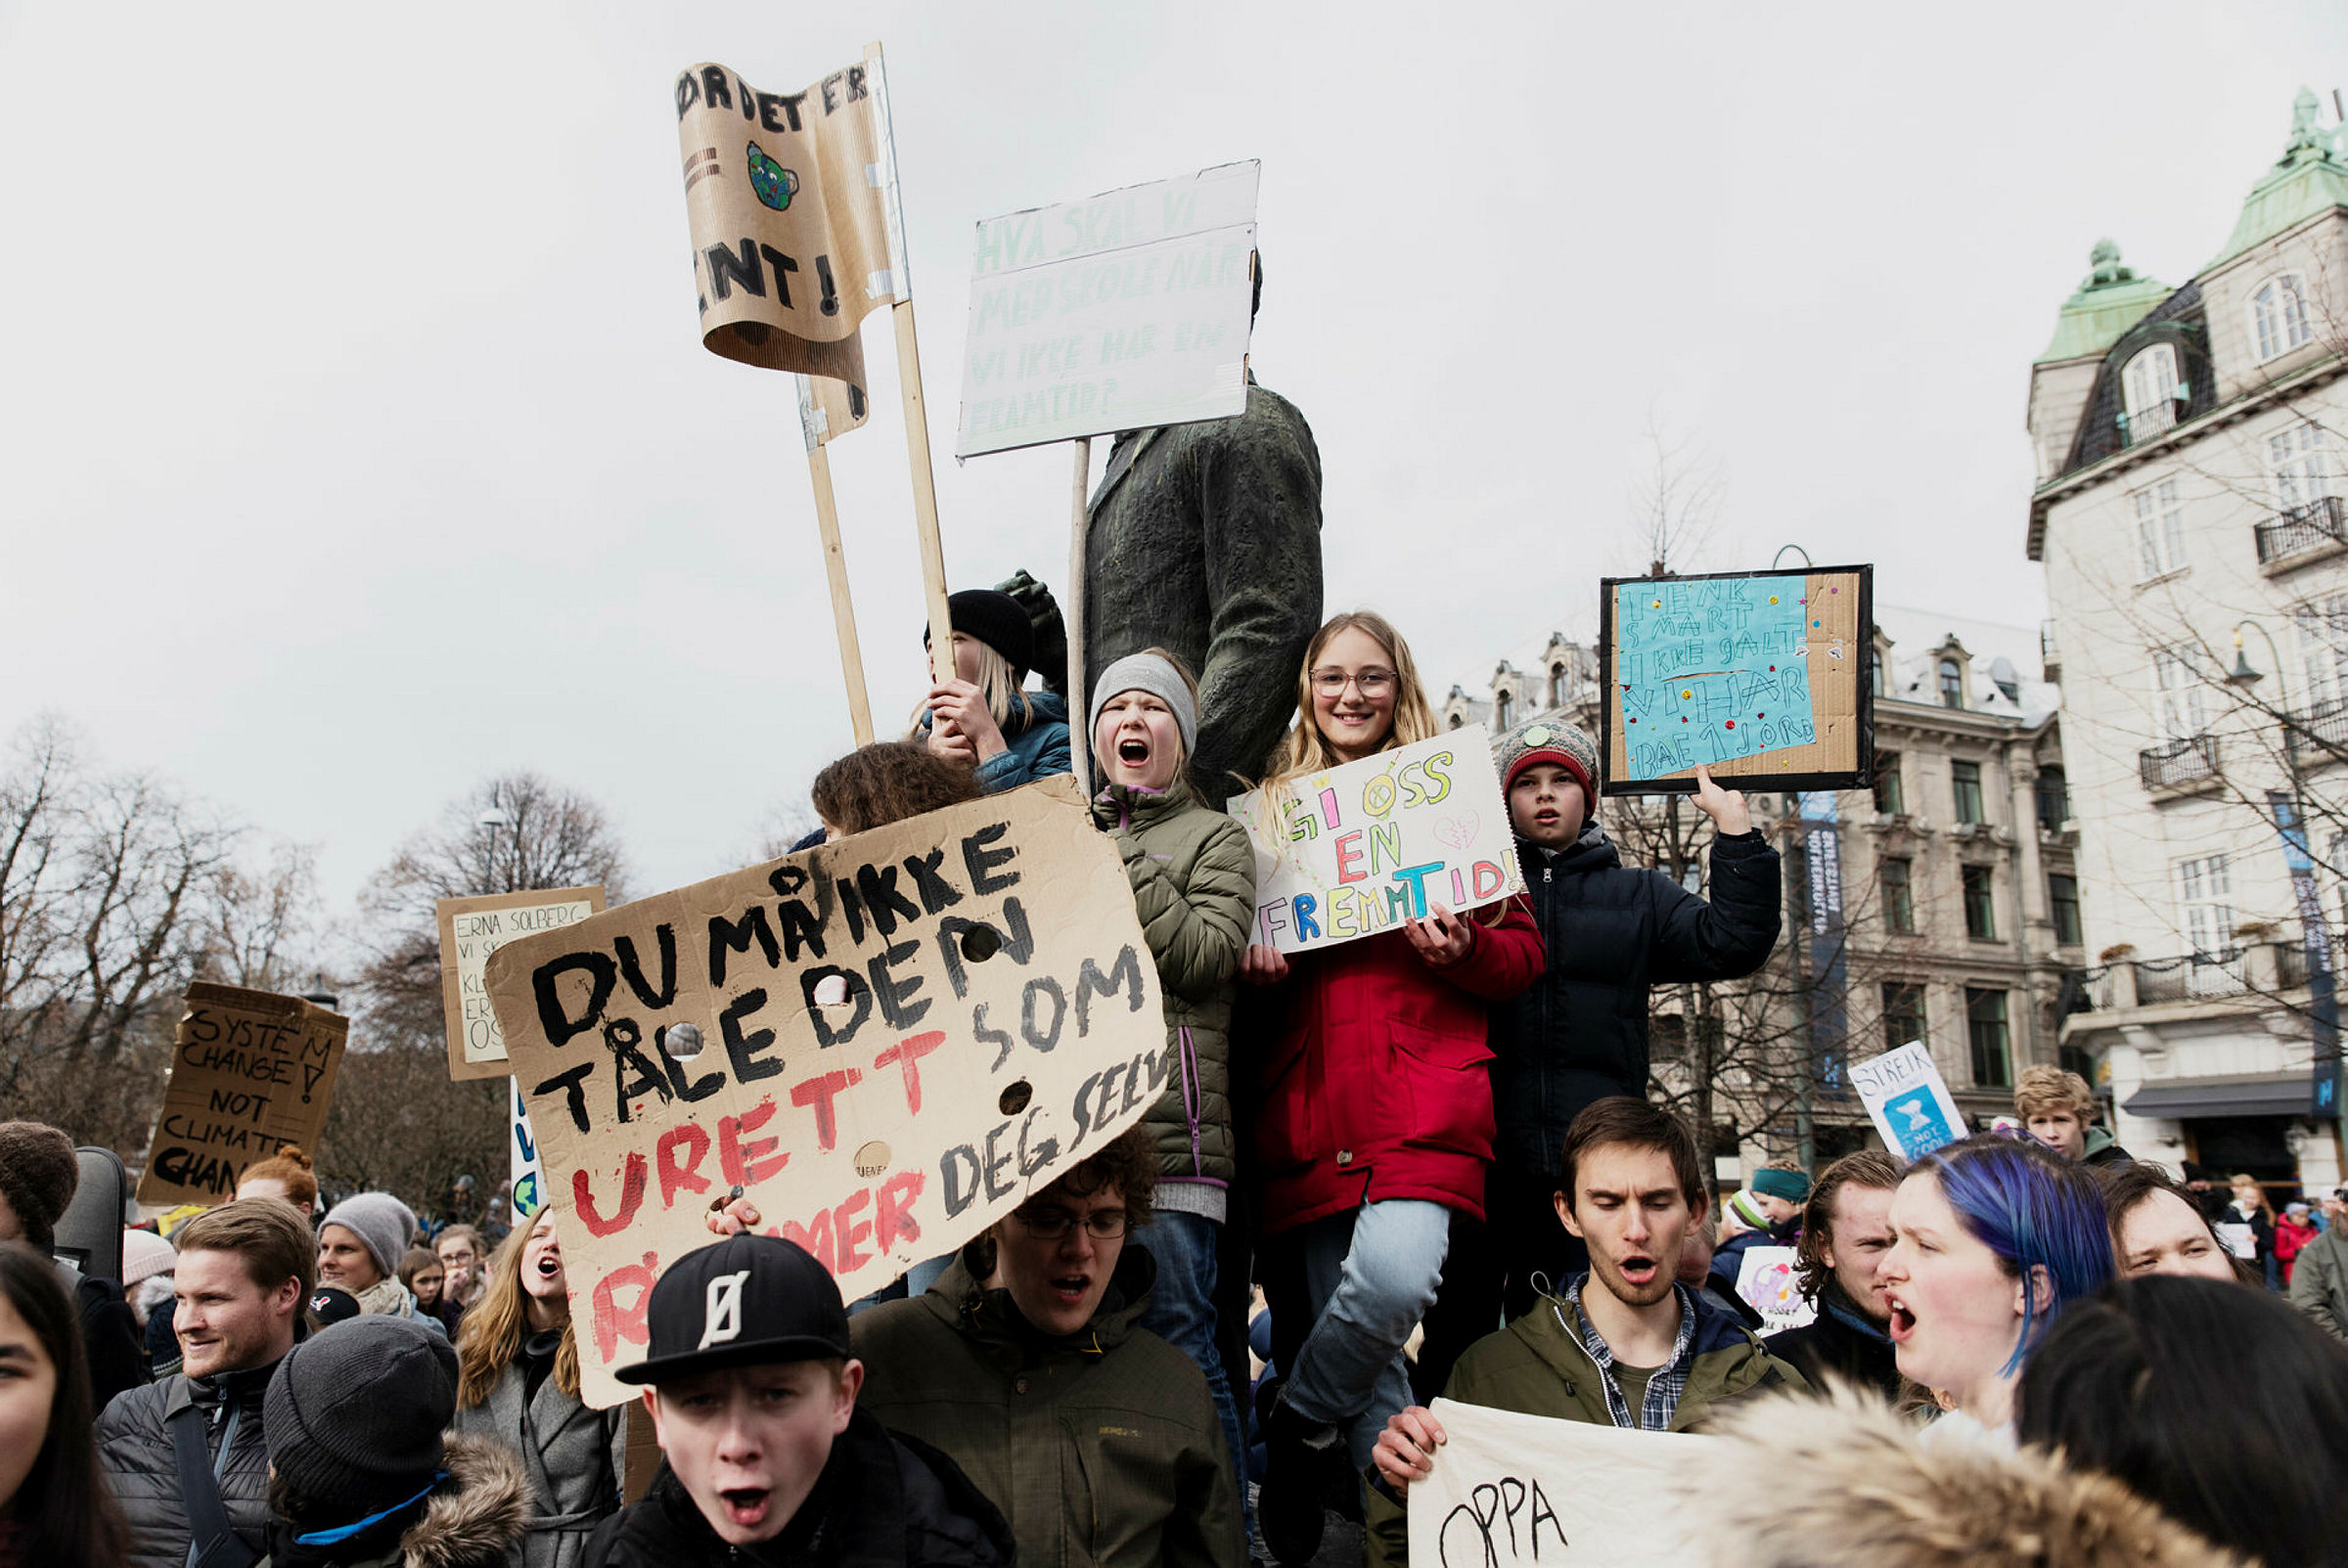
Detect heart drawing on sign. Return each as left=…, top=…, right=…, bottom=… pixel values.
left=1433, top=814, right=1479, bottom=852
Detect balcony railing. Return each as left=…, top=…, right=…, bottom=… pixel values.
left=2254, top=494, right=2348, bottom=564
left=2120, top=399, right=2179, bottom=446
left=2041, top=618, right=2061, bottom=681
left=2135, top=948, right=2249, bottom=1004
left=2289, top=696, right=2348, bottom=763
left=2140, top=733, right=2219, bottom=791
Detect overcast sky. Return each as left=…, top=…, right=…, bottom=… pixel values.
left=4, top=2, right=2343, bottom=926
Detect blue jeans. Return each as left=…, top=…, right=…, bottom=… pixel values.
left=1283, top=1199, right=1451, bottom=1472
left=1135, top=1211, right=1250, bottom=1533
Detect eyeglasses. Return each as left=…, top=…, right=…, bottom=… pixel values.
left=1011, top=1207, right=1129, bottom=1240
left=1310, top=668, right=1395, bottom=697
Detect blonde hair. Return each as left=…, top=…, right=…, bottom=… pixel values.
left=2014, top=1064, right=2097, bottom=1121
left=906, top=636, right=1036, bottom=739
left=1260, top=611, right=1438, bottom=789
left=455, top=1206, right=579, bottom=1408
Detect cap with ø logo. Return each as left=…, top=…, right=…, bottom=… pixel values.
left=613, top=1232, right=852, bottom=1385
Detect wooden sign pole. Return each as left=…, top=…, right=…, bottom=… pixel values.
left=893, top=304, right=956, bottom=685
left=803, top=442, right=876, bottom=745
left=1064, top=436, right=1093, bottom=799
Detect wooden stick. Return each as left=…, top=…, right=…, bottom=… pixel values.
left=891, top=299, right=956, bottom=685
left=804, top=442, right=875, bottom=746
left=1064, top=436, right=1093, bottom=799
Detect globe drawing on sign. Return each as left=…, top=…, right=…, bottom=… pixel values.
left=1884, top=1087, right=1956, bottom=1159
left=746, top=141, right=800, bottom=211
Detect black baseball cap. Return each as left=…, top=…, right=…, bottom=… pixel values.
left=613, top=1233, right=852, bottom=1386
left=307, top=1286, right=361, bottom=1327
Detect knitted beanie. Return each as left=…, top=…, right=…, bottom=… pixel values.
left=120, top=1228, right=177, bottom=1289
left=266, top=1316, right=457, bottom=1515
left=0, top=1121, right=79, bottom=1255
left=1727, top=1189, right=1770, bottom=1231
left=1492, top=717, right=1598, bottom=800
left=1752, top=1166, right=1814, bottom=1205
left=926, top=589, right=1034, bottom=677
left=1090, top=651, right=1200, bottom=757
left=318, top=1192, right=417, bottom=1282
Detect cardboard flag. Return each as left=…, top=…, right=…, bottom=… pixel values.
left=1227, top=729, right=1524, bottom=956
left=1408, top=1399, right=1717, bottom=1566
left=674, top=56, right=910, bottom=398
left=483, top=778, right=1167, bottom=1407
left=796, top=372, right=870, bottom=450
left=138, top=983, right=348, bottom=1206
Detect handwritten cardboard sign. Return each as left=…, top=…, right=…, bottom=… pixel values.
left=1733, top=1243, right=1816, bottom=1332
left=956, top=161, right=1258, bottom=458
left=1409, top=1399, right=1716, bottom=1566
left=484, top=778, right=1165, bottom=1408
left=137, top=983, right=348, bottom=1206
left=1598, top=565, right=1874, bottom=794
left=437, top=888, right=607, bottom=1082
left=674, top=55, right=907, bottom=392
left=1227, top=729, right=1523, bottom=956
left=1854, top=1041, right=1968, bottom=1162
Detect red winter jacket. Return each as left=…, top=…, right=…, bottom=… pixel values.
left=1252, top=896, right=1544, bottom=1233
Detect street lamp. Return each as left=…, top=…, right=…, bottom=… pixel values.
left=2227, top=620, right=2280, bottom=689
left=477, top=794, right=512, bottom=893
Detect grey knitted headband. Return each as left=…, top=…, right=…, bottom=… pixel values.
left=1090, top=653, right=1198, bottom=756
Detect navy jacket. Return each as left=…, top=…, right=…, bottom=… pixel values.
left=1491, top=823, right=1782, bottom=1180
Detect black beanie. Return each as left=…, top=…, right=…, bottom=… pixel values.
left=0, top=1121, right=78, bottom=1255
left=926, top=588, right=1034, bottom=676
left=266, top=1316, right=458, bottom=1516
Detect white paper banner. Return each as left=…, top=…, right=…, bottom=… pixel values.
left=1227, top=728, right=1524, bottom=956
left=1852, top=1040, right=1967, bottom=1162
left=1408, top=1399, right=1717, bottom=1567
left=956, top=161, right=1258, bottom=457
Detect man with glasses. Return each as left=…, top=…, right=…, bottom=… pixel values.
left=851, top=1129, right=1242, bottom=1567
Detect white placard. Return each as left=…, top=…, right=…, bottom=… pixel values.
left=1852, top=1040, right=1967, bottom=1162
left=1733, top=1243, right=1816, bottom=1332
left=1408, top=1399, right=1716, bottom=1567
left=956, top=161, right=1258, bottom=457
left=1227, top=729, right=1524, bottom=956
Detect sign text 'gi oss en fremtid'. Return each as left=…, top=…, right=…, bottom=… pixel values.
left=484, top=778, right=1166, bottom=1407
left=957, top=161, right=1258, bottom=457
left=1228, top=728, right=1523, bottom=956
left=137, top=983, right=348, bottom=1206
left=438, top=887, right=606, bottom=1082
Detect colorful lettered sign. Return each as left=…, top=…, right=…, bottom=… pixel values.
left=1599, top=565, right=1874, bottom=794
left=484, top=778, right=1165, bottom=1408
left=1226, top=729, right=1524, bottom=956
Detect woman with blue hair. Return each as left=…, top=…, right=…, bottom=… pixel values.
left=1876, top=1134, right=2113, bottom=1446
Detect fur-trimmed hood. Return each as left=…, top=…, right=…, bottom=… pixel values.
left=329, top=1433, right=534, bottom=1568
left=1696, top=1384, right=2253, bottom=1568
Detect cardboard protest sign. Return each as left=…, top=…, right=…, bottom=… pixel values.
left=956, top=161, right=1258, bottom=458
left=674, top=56, right=909, bottom=392
left=484, top=778, right=1166, bottom=1407
left=137, top=983, right=348, bottom=1206
left=1409, top=1398, right=1716, bottom=1566
left=1855, top=1041, right=1969, bottom=1162
left=1598, top=565, right=1874, bottom=795
left=438, top=888, right=607, bottom=1081
left=1733, top=1243, right=1816, bottom=1332
left=1227, top=729, right=1523, bottom=956
left=796, top=371, right=868, bottom=450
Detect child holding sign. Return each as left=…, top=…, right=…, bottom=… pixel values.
left=1087, top=649, right=1257, bottom=1523
left=913, top=588, right=1070, bottom=792
left=1240, top=612, right=1543, bottom=1565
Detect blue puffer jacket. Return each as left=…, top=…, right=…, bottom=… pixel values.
left=919, top=691, right=1071, bottom=793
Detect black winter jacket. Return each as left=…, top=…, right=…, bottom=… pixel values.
left=98, top=1357, right=282, bottom=1568
left=1763, top=1284, right=1901, bottom=1404
left=580, top=1407, right=1013, bottom=1568
left=1490, top=824, right=1782, bottom=1179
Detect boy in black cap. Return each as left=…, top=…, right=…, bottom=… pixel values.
left=582, top=1233, right=1011, bottom=1568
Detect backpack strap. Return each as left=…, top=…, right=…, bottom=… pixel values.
left=167, top=1393, right=262, bottom=1568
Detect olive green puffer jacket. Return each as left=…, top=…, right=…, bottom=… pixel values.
left=1090, top=775, right=1256, bottom=1188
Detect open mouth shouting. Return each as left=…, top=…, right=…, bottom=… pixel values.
left=1116, top=737, right=1151, bottom=767
left=718, top=1486, right=772, bottom=1529
left=1615, top=1252, right=1659, bottom=1289
left=1884, top=1292, right=1918, bottom=1341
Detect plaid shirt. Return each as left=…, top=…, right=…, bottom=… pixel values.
left=1563, top=1275, right=1697, bottom=1431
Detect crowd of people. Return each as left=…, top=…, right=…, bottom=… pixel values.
left=5, top=363, right=2348, bottom=1566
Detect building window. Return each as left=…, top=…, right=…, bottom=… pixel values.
left=1951, top=759, right=1985, bottom=824
left=1448, top=712, right=1465, bottom=730
left=2252, top=273, right=2314, bottom=363
left=2050, top=873, right=2083, bottom=946
left=1881, top=982, right=1926, bottom=1052
left=1939, top=658, right=1964, bottom=709
left=1548, top=663, right=1566, bottom=710
left=2131, top=477, right=2187, bottom=579
left=2121, top=342, right=2181, bottom=442
left=2271, top=421, right=2342, bottom=515
left=1966, top=988, right=2011, bottom=1088
left=1872, top=657, right=1885, bottom=698
left=2176, top=853, right=2235, bottom=957
left=1963, top=864, right=1997, bottom=939
left=2151, top=650, right=2212, bottom=740
left=1873, top=751, right=1904, bottom=815
left=1650, top=1014, right=1687, bottom=1061
left=2034, top=766, right=2071, bottom=829
left=1881, top=858, right=1916, bottom=934
left=1494, top=688, right=1512, bottom=729
left=2295, top=595, right=2348, bottom=710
